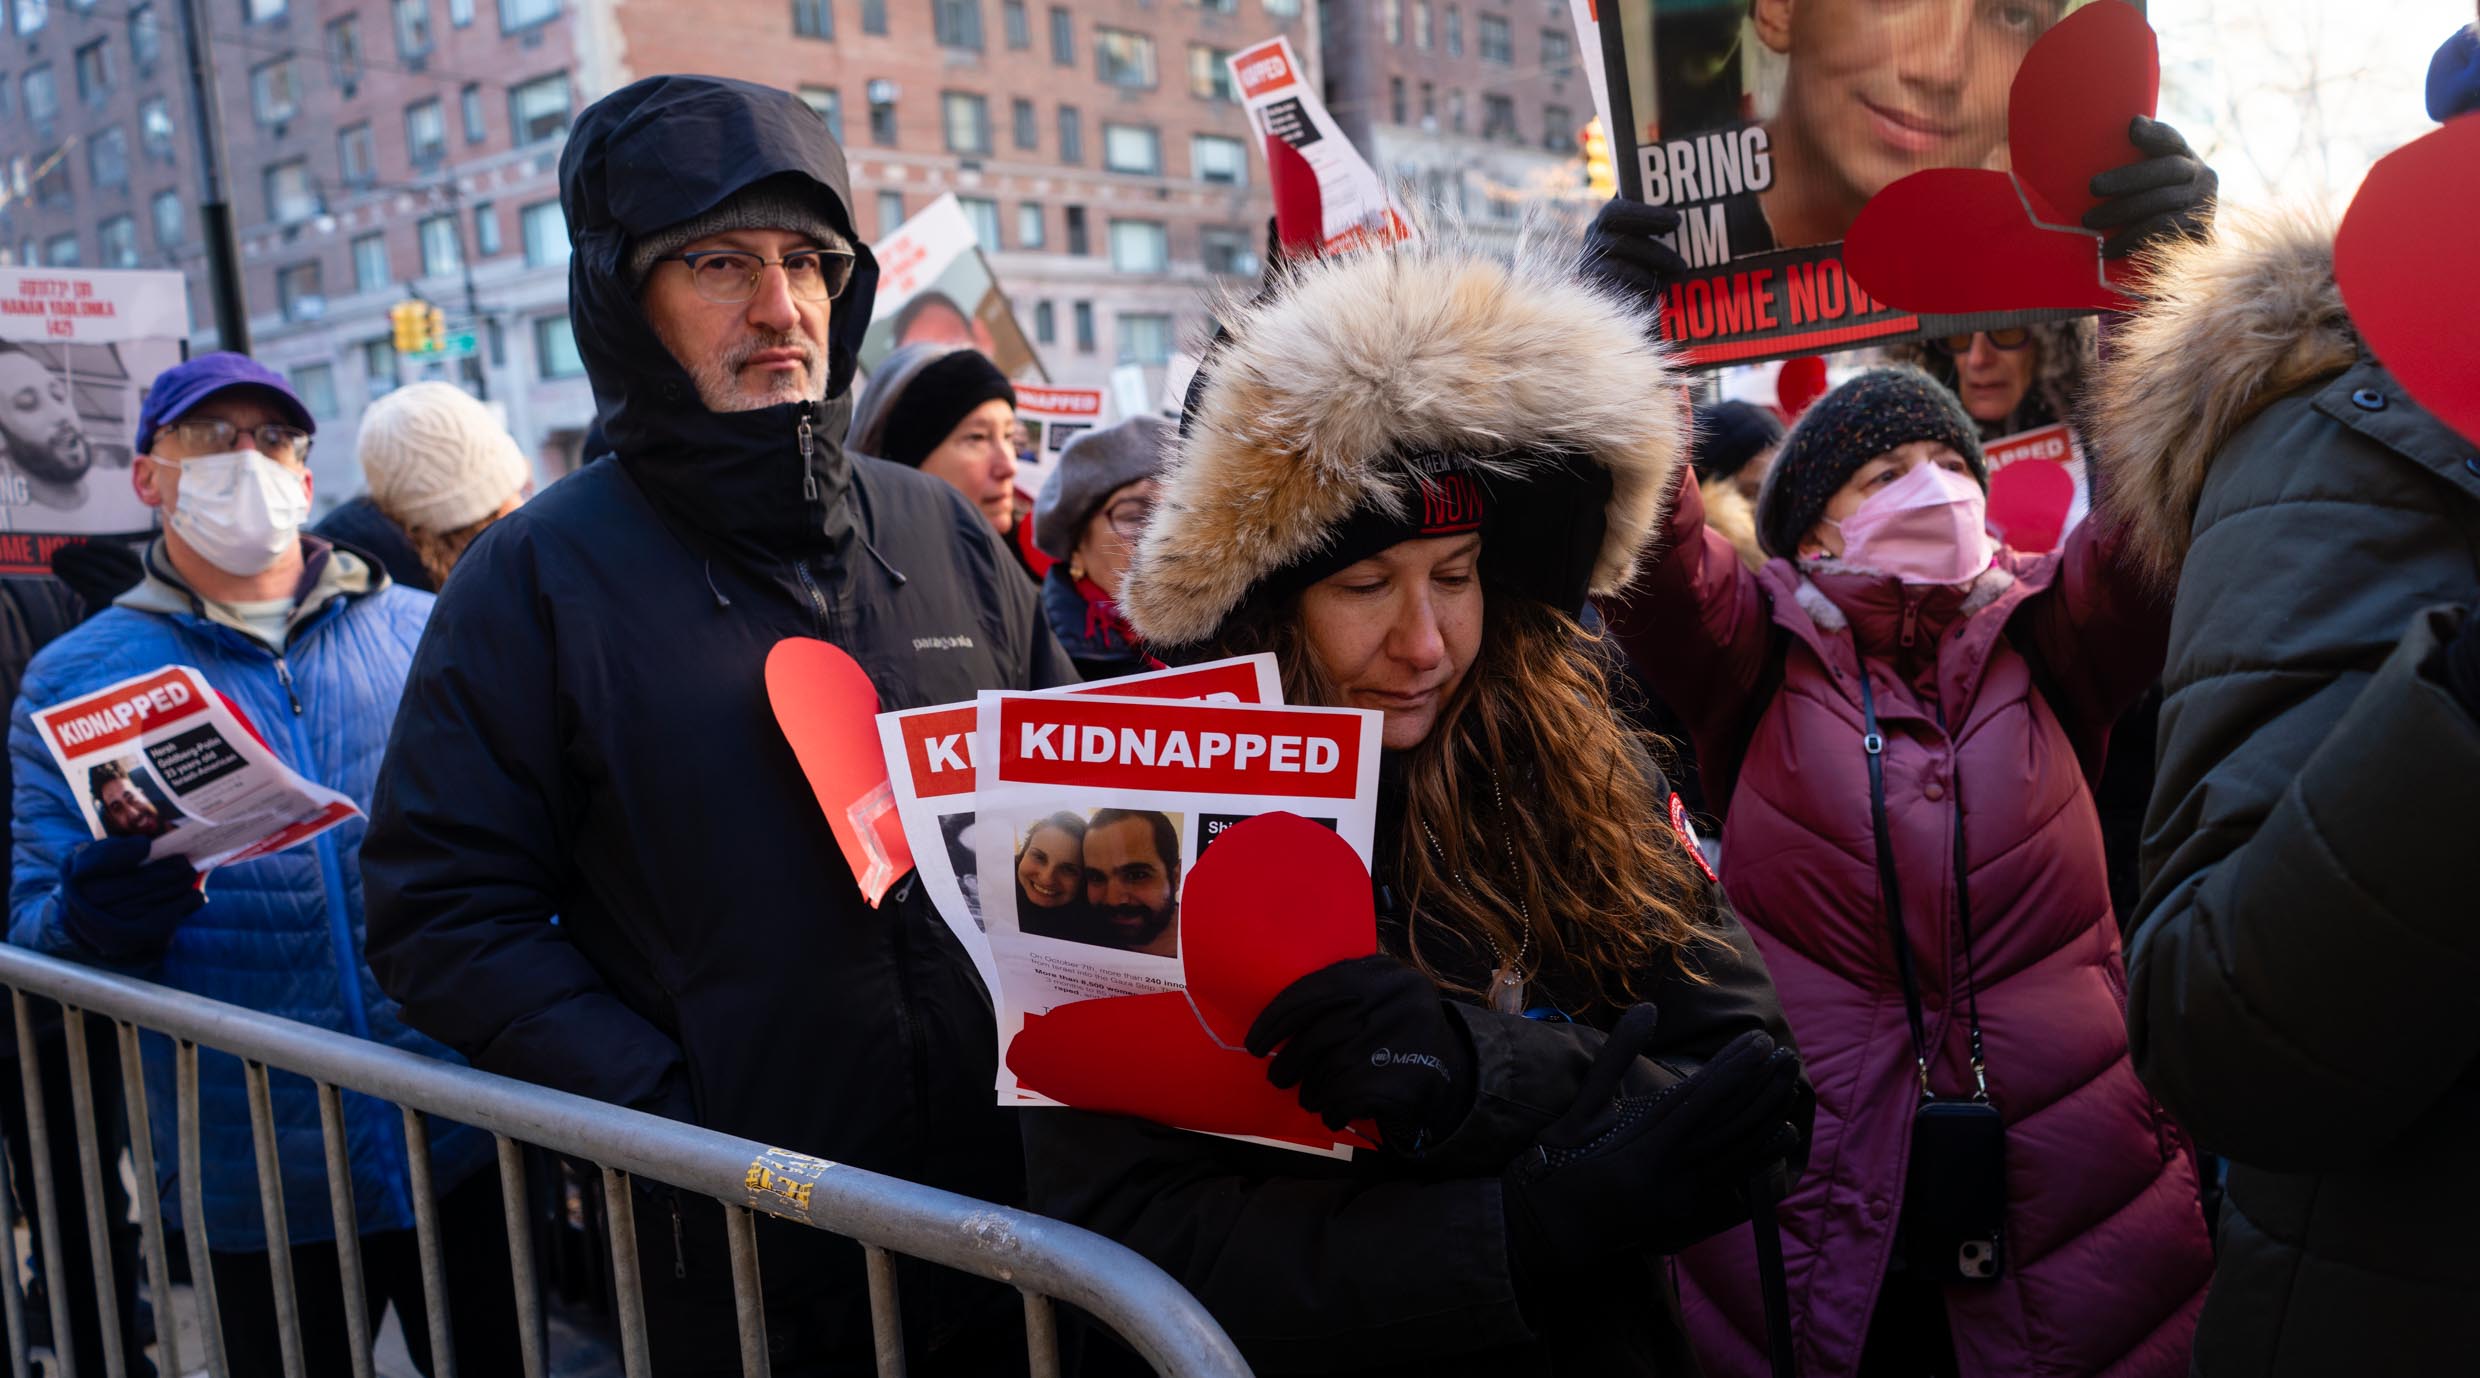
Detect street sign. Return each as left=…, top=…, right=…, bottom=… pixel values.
left=409, top=331, right=479, bottom=360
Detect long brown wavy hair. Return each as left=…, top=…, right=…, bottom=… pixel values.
left=1207, top=591, right=1717, bottom=1008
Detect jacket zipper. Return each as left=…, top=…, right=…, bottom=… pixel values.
left=273, top=654, right=302, bottom=715
left=1898, top=596, right=1921, bottom=650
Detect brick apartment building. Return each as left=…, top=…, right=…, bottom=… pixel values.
left=2, top=0, right=1582, bottom=507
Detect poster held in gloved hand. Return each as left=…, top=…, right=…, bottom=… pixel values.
left=1227, top=37, right=1411, bottom=257
left=1013, top=384, right=1105, bottom=491
left=32, top=665, right=360, bottom=872
left=1569, top=0, right=2151, bottom=367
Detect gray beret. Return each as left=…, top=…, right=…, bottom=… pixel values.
left=627, top=182, right=854, bottom=285
left=1034, top=413, right=1173, bottom=561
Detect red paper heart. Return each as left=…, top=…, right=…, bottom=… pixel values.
left=2336, top=116, right=2480, bottom=448
left=1844, top=169, right=2126, bottom=315
left=1179, top=812, right=1378, bottom=1048
left=765, top=638, right=913, bottom=906
left=1009, top=991, right=1368, bottom=1150
left=1987, top=457, right=2078, bottom=554
left=2007, top=0, right=2159, bottom=227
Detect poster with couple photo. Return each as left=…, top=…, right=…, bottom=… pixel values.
left=972, top=690, right=1382, bottom=1104
left=0, top=268, right=190, bottom=573
left=1573, top=0, right=2145, bottom=364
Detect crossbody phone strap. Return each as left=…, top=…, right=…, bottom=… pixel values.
left=1860, top=670, right=1990, bottom=1102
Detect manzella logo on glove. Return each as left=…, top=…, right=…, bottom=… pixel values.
left=163, top=451, right=311, bottom=576
left=1831, top=463, right=1995, bottom=587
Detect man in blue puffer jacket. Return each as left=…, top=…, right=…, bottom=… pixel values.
left=6, top=354, right=513, bottom=1376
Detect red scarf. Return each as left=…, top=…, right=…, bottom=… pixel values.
left=1077, top=576, right=1162, bottom=670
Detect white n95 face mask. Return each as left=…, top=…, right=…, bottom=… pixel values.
left=164, top=451, right=311, bottom=576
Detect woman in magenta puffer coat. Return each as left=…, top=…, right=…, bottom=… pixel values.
left=1605, top=370, right=2211, bottom=1378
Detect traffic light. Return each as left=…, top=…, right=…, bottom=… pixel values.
left=390, top=299, right=425, bottom=354
left=1579, top=117, right=1615, bottom=199
left=425, top=304, right=447, bottom=354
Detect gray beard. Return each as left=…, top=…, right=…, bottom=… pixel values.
left=685, top=338, right=830, bottom=413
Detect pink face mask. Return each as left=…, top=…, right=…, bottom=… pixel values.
left=1828, top=460, right=1994, bottom=586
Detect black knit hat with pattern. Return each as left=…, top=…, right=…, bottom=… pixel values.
left=1754, top=367, right=1985, bottom=559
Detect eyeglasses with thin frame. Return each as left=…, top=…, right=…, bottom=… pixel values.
left=158, top=417, right=313, bottom=464
left=657, top=248, right=857, bottom=304
left=1102, top=497, right=1157, bottom=540
left=1930, top=327, right=2032, bottom=356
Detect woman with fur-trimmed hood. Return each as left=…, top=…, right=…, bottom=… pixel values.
left=1022, top=229, right=1812, bottom=1375
left=2098, top=189, right=2480, bottom=1373
left=1601, top=363, right=2213, bottom=1377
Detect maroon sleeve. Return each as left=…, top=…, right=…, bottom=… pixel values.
left=2012, top=513, right=2172, bottom=745
left=1597, top=473, right=1776, bottom=758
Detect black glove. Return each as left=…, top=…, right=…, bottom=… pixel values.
left=59, top=836, right=203, bottom=963
left=1246, top=954, right=1476, bottom=1150
left=2084, top=116, right=2217, bottom=259
left=1580, top=198, right=1688, bottom=324
left=51, top=539, right=145, bottom=621
left=1502, top=1011, right=1804, bottom=1279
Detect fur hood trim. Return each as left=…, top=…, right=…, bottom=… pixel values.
left=1121, top=225, right=1685, bottom=646
left=2088, top=207, right=2360, bottom=582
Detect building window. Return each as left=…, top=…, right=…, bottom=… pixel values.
left=406, top=98, right=446, bottom=168
left=933, top=0, right=981, bottom=50
left=1073, top=300, right=1094, bottom=353
left=1063, top=204, right=1088, bottom=256
left=1543, top=104, right=1573, bottom=153
left=1117, top=312, right=1172, bottom=365
left=799, top=86, right=842, bottom=141
left=1388, top=77, right=1405, bottom=125
left=520, top=199, right=567, bottom=265
left=958, top=195, right=1000, bottom=251
left=792, top=0, right=830, bottom=39
left=264, top=159, right=317, bottom=224
left=142, top=97, right=175, bottom=159
left=251, top=57, right=298, bottom=125
left=1478, top=12, right=1510, bottom=63
left=1264, top=0, right=1298, bottom=13
left=339, top=122, right=376, bottom=186
left=86, top=126, right=127, bottom=189
left=1542, top=25, right=1571, bottom=74
left=1191, top=133, right=1245, bottom=186
left=1001, top=0, right=1026, bottom=48
left=363, top=338, right=400, bottom=396
left=500, top=0, right=558, bottom=30
left=130, top=3, right=164, bottom=68
left=867, top=81, right=897, bottom=146
left=21, top=66, right=56, bottom=126
left=98, top=214, right=138, bottom=268
left=1107, top=219, right=1168, bottom=273
left=1048, top=5, right=1072, bottom=65
left=1420, top=80, right=1434, bottom=122
left=875, top=190, right=905, bottom=234
left=1011, top=97, right=1036, bottom=151
left=418, top=213, right=462, bottom=277
left=151, top=190, right=183, bottom=250
left=859, top=0, right=883, bottom=34
left=1449, top=88, right=1465, bottom=133
left=1103, top=123, right=1160, bottom=175
left=15, top=0, right=45, bottom=38
left=245, top=0, right=286, bottom=21
left=32, top=149, right=73, bottom=207
left=42, top=234, right=80, bottom=268
left=277, top=261, right=324, bottom=322
left=1383, top=0, right=1401, bottom=44
left=1415, top=0, right=1432, bottom=49
left=1095, top=28, right=1156, bottom=88
left=473, top=200, right=501, bottom=257
left=509, top=72, right=570, bottom=144
left=447, top=0, right=473, bottom=25
left=1189, top=44, right=1236, bottom=101
left=535, top=315, right=584, bottom=379
left=1032, top=300, right=1054, bottom=345
left=1056, top=105, right=1082, bottom=164
left=327, top=15, right=363, bottom=86
left=73, top=38, right=109, bottom=104
left=942, top=91, right=990, bottom=155
left=395, top=0, right=432, bottom=57
left=461, top=83, right=486, bottom=143
left=1197, top=0, right=1234, bottom=11
left=291, top=363, right=338, bottom=417
left=1016, top=201, right=1044, bottom=249
left=352, top=231, right=391, bottom=291
left=1200, top=224, right=1257, bottom=276
left=1482, top=93, right=1517, bottom=143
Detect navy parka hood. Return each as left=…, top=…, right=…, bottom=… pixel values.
left=560, top=75, right=881, bottom=559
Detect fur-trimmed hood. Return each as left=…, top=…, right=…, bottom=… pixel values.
left=1121, top=227, right=1686, bottom=647
left=2088, top=207, right=2360, bottom=580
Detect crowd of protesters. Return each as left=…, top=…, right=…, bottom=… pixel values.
left=0, top=23, right=2470, bottom=1377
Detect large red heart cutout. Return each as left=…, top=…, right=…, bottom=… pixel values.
left=1844, top=169, right=2127, bottom=315
left=1179, top=812, right=1378, bottom=1049
left=2008, top=0, right=2160, bottom=227
left=1009, top=992, right=1372, bottom=1150
left=766, top=638, right=913, bottom=907
left=2336, top=115, right=2480, bottom=448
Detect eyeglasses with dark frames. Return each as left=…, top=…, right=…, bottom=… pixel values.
left=656, top=248, right=857, bottom=304
left=159, top=418, right=313, bottom=463
left=1930, top=327, right=2032, bottom=356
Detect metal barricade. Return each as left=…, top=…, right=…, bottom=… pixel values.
left=0, top=942, right=1251, bottom=1378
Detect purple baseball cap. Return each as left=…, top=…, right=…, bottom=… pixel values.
left=134, top=352, right=316, bottom=455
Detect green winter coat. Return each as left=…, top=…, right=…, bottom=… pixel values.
left=2094, top=208, right=2480, bottom=1377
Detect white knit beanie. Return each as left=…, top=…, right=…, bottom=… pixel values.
left=357, top=382, right=531, bottom=533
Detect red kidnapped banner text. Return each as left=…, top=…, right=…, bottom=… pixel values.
left=997, top=697, right=1363, bottom=799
